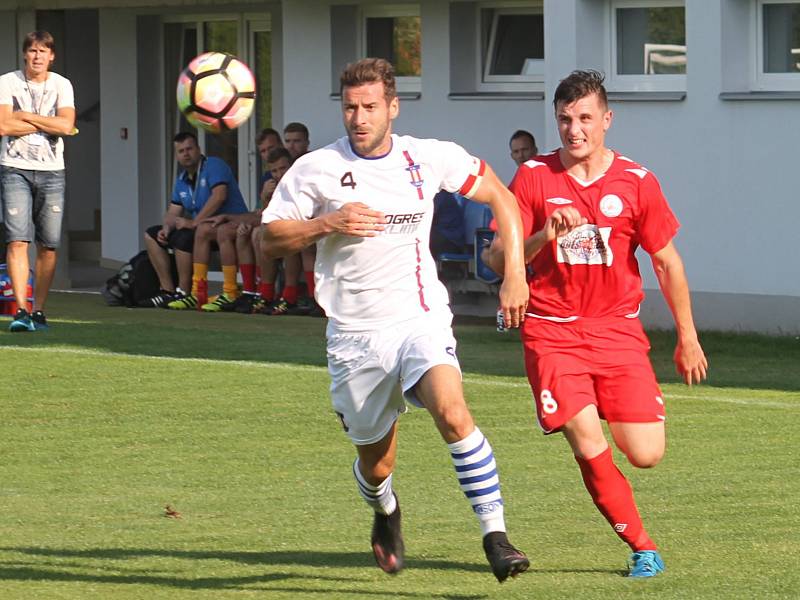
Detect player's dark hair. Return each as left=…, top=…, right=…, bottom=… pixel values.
left=257, top=128, right=282, bottom=146
left=553, top=70, right=608, bottom=110
left=283, top=122, right=309, bottom=141
left=510, top=129, right=537, bottom=152
left=173, top=131, right=198, bottom=146
left=266, top=146, right=291, bottom=165
left=339, top=58, right=397, bottom=102
left=22, top=30, right=55, bottom=53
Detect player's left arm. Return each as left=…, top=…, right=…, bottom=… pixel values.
left=650, top=241, right=708, bottom=385
left=464, top=162, right=528, bottom=328
left=16, top=106, right=76, bottom=137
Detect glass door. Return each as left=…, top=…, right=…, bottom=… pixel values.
left=163, top=14, right=272, bottom=208
left=247, top=19, right=272, bottom=203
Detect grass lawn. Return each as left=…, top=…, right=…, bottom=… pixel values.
left=0, top=292, right=798, bottom=599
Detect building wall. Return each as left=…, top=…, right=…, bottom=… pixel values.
left=17, top=0, right=796, bottom=331
left=274, top=0, right=800, bottom=333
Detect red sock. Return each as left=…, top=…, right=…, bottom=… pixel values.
left=259, top=282, right=275, bottom=302
left=282, top=285, right=298, bottom=304
left=304, top=271, right=315, bottom=298
left=575, top=448, right=657, bottom=551
left=240, top=264, right=256, bottom=293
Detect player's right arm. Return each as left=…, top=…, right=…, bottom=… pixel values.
left=262, top=202, right=385, bottom=259
left=0, top=104, right=37, bottom=136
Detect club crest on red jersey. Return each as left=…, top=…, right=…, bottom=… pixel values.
left=599, top=194, right=623, bottom=218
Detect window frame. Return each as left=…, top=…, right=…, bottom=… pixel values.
left=754, top=0, right=800, bottom=90
left=608, top=0, right=686, bottom=93
left=477, top=2, right=544, bottom=92
left=359, top=3, right=422, bottom=94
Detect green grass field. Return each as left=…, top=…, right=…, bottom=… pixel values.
left=1, top=292, right=798, bottom=599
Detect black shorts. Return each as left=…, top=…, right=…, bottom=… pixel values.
left=146, top=225, right=195, bottom=253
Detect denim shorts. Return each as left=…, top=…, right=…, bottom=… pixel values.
left=1, top=166, right=66, bottom=248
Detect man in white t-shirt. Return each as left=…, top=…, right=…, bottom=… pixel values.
left=0, top=30, right=75, bottom=332
left=262, top=58, right=530, bottom=582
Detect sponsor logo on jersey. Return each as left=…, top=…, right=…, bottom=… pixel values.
left=599, top=194, right=623, bottom=218
left=614, top=523, right=628, bottom=533
left=200, top=178, right=207, bottom=188
left=557, top=224, right=614, bottom=266
left=445, top=346, right=456, bottom=357
left=382, top=212, right=425, bottom=235
left=474, top=501, right=502, bottom=515
left=546, top=197, right=573, bottom=205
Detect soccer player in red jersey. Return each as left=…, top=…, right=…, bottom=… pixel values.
left=484, top=70, right=708, bottom=577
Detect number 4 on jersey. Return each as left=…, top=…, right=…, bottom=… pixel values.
left=340, top=172, right=357, bottom=189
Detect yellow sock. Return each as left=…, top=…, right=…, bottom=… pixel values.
left=222, top=265, right=239, bottom=298
left=192, top=263, right=209, bottom=295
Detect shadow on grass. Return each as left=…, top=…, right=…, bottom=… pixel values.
left=0, top=546, right=503, bottom=597
left=2, top=292, right=798, bottom=392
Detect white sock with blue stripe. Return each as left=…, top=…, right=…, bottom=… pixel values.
left=448, top=427, right=506, bottom=536
left=353, top=458, right=398, bottom=516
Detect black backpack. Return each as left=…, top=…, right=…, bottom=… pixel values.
left=102, top=250, right=166, bottom=307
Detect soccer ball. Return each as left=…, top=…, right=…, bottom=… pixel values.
left=176, top=52, right=256, bottom=134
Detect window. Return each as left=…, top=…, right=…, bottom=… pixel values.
left=757, top=1, right=800, bottom=89
left=362, top=5, right=421, bottom=92
left=481, top=5, right=544, bottom=87
left=448, top=1, right=544, bottom=97
left=610, top=0, right=686, bottom=91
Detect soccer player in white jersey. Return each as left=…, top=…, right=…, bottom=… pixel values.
left=262, top=58, right=530, bottom=582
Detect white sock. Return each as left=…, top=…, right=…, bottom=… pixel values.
left=448, top=427, right=506, bottom=536
left=353, top=458, right=398, bottom=515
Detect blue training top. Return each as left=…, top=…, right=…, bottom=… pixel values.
left=171, top=156, right=248, bottom=218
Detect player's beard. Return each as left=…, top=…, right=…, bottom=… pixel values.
left=348, top=120, right=391, bottom=157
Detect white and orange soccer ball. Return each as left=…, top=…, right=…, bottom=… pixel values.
left=176, top=52, right=256, bottom=134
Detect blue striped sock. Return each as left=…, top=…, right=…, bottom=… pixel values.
left=353, top=458, right=398, bottom=516
left=448, top=427, right=506, bottom=535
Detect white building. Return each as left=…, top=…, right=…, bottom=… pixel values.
left=0, top=0, right=798, bottom=333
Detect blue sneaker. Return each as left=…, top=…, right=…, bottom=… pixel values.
left=628, top=550, right=665, bottom=578
left=31, top=310, right=49, bottom=331
left=9, top=308, right=36, bottom=332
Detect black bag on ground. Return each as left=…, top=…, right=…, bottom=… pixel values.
left=102, top=250, right=166, bottom=307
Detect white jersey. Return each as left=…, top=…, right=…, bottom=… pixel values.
left=263, top=134, right=481, bottom=331
left=0, top=70, right=74, bottom=170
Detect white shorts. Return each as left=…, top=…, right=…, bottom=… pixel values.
left=326, top=313, right=461, bottom=445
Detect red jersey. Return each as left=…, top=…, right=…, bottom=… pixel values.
left=510, top=151, right=679, bottom=320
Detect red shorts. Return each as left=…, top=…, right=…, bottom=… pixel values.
left=522, top=316, right=665, bottom=434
